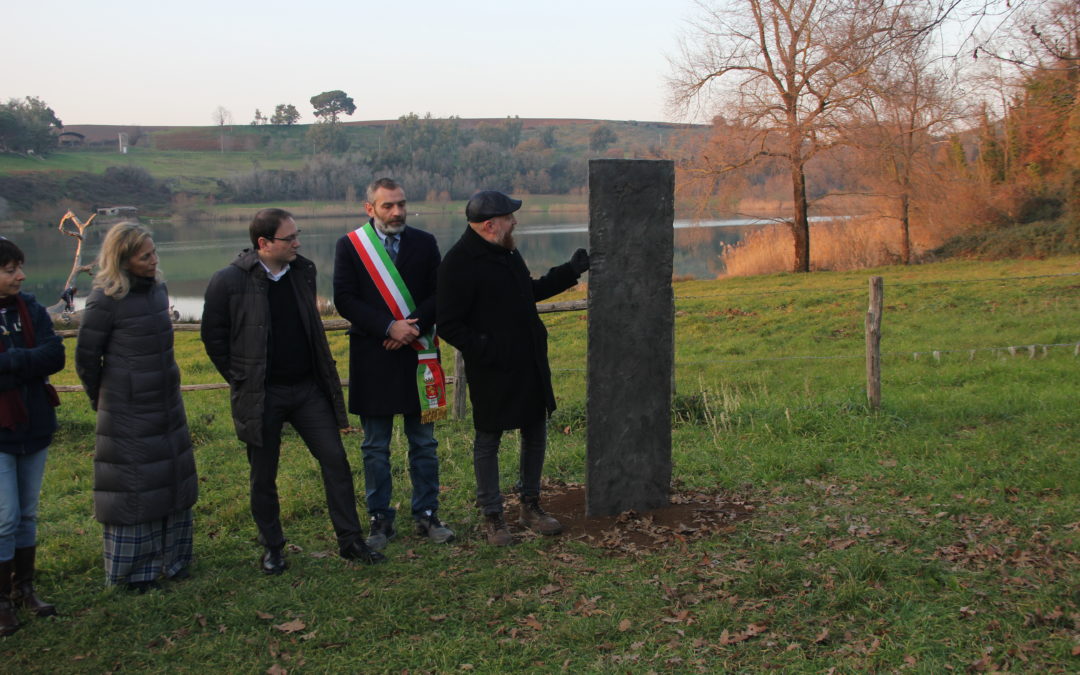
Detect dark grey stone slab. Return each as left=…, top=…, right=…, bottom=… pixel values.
left=585, top=159, right=674, bottom=516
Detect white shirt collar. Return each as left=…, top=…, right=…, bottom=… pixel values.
left=258, top=259, right=290, bottom=282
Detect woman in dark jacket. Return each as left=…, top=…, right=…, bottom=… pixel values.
left=0, top=238, right=64, bottom=634
left=75, top=223, right=197, bottom=592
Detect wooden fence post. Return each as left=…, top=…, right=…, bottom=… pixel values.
left=865, top=276, right=883, bottom=410
left=453, top=348, right=468, bottom=420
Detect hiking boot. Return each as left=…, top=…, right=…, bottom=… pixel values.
left=415, top=510, right=455, bottom=544
left=519, top=498, right=563, bottom=535
left=365, top=514, right=396, bottom=552
left=260, top=546, right=287, bottom=575
left=484, top=512, right=513, bottom=547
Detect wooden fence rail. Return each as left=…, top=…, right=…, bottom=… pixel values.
left=52, top=299, right=591, bottom=420
left=51, top=290, right=894, bottom=416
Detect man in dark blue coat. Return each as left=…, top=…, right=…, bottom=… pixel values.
left=437, top=191, right=589, bottom=546
left=333, top=178, right=454, bottom=551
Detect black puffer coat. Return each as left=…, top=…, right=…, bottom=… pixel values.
left=75, top=277, right=198, bottom=526
left=201, top=250, right=347, bottom=446
left=437, top=226, right=580, bottom=431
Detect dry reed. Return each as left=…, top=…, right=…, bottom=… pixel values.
left=720, top=216, right=910, bottom=276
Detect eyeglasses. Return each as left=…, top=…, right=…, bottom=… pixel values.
left=267, top=229, right=302, bottom=243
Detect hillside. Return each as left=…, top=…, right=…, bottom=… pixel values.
left=0, top=118, right=706, bottom=224
left=57, top=118, right=699, bottom=152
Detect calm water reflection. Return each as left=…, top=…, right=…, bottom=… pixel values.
left=10, top=210, right=765, bottom=320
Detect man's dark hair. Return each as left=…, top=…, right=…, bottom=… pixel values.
left=366, top=178, right=402, bottom=203
left=250, top=208, right=293, bottom=248
left=0, top=238, right=26, bottom=269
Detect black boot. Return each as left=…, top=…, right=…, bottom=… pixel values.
left=11, top=547, right=57, bottom=618
left=0, top=559, right=18, bottom=636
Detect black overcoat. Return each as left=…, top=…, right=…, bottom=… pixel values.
left=437, top=226, right=580, bottom=431
left=333, top=223, right=440, bottom=416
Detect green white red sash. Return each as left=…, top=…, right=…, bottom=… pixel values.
left=347, top=223, right=448, bottom=422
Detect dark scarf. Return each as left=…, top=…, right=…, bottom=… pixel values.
left=0, top=294, right=35, bottom=430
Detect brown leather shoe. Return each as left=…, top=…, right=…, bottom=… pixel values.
left=519, top=498, right=563, bottom=536
left=484, top=512, right=513, bottom=547
left=11, top=547, right=56, bottom=618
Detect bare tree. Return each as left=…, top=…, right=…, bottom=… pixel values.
left=670, top=0, right=952, bottom=272
left=212, top=105, right=232, bottom=153
left=973, top=0, right=1078, bottom=71
left=851, top=19, right=969, bottom=263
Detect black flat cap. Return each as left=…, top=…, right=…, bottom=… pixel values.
left=466, top=190, right=522, bottom=223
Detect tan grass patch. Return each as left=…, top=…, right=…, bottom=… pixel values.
left=720, top=216, right=910, bottom=276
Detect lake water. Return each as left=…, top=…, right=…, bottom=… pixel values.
left=11, top=210, right=768, bottom=320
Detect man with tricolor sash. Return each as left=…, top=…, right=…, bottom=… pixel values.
left=333, top=178, right=454, bottom=552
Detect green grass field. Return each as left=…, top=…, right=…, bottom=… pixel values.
left=6, top=256, right=1079, bottom=672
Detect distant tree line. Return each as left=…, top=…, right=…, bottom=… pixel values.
left=0, top=167, right=170, bottom=215
left=224, top=113, right=587, bottom=202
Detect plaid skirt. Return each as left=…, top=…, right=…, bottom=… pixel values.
left=102, top=508, right=194, bottom=585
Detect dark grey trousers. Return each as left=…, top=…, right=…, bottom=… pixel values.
left=472, top=413, right=547, bottom=515
left=246, top=379, right=362, bottom=550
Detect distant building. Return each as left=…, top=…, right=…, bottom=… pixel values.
left=57, top=132, right=85, bottom=147
left=95, top=206, right=138, bottom=217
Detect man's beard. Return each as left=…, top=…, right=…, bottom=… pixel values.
left=498, top=232, right=516, bottom=250
left=374, top=217, right=406, bottom=235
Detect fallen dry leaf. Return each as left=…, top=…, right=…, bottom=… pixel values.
left=273, top=619, right=306, bottom=634
left=256, top=611, right=274, bottom=620
left=521, top=614, right=543, bottom=631
left=618, top=619, right=632, bottom=632
left=266, top=665, right=287, bottom=675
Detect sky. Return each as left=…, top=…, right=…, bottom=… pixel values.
left=4, top=0, right=694, bottom=127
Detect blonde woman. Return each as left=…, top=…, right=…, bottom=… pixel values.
left=75, top=223, right=197, bottom=592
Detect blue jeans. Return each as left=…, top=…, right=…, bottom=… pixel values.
left=0, top=448, right=49, bottom=562
left=359, top=414, right=440, bottom=521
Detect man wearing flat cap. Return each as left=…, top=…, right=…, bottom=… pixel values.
left=437, top=190, right=589, bottom=546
